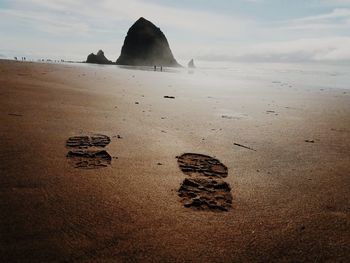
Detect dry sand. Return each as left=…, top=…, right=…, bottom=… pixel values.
left=0, top=59, right=349, bottom=262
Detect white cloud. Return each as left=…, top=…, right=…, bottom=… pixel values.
left=321, top=0, right=350, bottom=5
left=5, top=0, right=254, bottom=38
left=196, top=37, right=350, bottom=62
left=0, top=8, right=91, bottom=36
left=270, top=7, right=350, bottom=34
left=292, top=8, right=350, bottom=22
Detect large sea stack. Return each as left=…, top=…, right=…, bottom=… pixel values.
left=116, top=17, right=180, bottom=67
left=86, top=50, right=112, bottom=64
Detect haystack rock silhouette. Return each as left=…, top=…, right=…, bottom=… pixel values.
left=116, top=17, right=181, bottom=67
left=188, top=59, right=195, bottom=68
left=86, top=50, right=112, bottom=64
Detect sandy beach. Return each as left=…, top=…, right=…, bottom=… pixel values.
left=0, top=59, right=349, bottom=262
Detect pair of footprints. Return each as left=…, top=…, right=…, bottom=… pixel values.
left=66, top=135, right=112, bottom=169
left=66, top=135, right=232, bottom=211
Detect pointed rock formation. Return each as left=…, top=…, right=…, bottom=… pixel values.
left=86, top=50, right=112, bottom=64
left=188, top=59, right=195, bottom=68
left=116, top=17, right=180, bottom=67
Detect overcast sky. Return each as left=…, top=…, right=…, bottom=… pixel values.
left=0, top=0, right=350, bottom=63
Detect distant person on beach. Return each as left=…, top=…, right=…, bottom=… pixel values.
left=154, top=65, right=156, bottom=71
left=161, top=66, right=163, bottom=72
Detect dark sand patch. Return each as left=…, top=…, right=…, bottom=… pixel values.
left=304, top=139, right=315, bottom=143
left=8, top=113, right=23, bottom=117
left=221, top=115, right=240, bottom=120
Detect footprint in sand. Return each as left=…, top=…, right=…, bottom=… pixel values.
left=66, top=135, right=112, bottom=169
left=177, top=153, right=228, bottom=178
left=66, top=134, right=111, bottom=148
left=177, top=153, right=232, bottom=211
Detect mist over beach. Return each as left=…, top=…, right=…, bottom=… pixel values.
left=1, top=0, right=349, bottom=262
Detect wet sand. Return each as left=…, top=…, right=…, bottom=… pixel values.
left=0, top=59, right=349, bottom=262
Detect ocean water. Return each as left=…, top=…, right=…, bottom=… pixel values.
left=115, top=61, right=350, bottom=91
left=2, top=55, right=349, bottom=91
left=189, top=61, right=350, bottom=91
